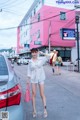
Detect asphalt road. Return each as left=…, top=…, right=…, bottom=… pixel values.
left=14, top=63, right=80, bottom=120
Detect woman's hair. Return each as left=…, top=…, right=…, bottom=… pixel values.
left=31, top=48, right=38, bottom=53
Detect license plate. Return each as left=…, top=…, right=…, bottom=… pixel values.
left=0, top=111, right=9, bottom=120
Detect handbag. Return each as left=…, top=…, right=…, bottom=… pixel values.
left=24, top=84, right=31, bottom=102
left=50, top=55, right=54, bottom=66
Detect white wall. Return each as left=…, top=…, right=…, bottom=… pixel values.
left=20, top=17, right=31, bottom=47
left=71, top=45, right=77, bottom=62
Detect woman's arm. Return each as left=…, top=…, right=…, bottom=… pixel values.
left=39, top=51, right=50, bottom=57
left=39, top=51, right=51, bottom=65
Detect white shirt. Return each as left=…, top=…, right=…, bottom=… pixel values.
left=27, top=57, right=48, bottom=83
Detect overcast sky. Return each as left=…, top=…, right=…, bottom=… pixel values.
left=0, top=0, right=80, bottom=49
left=0, top=0, right=34, bottom=49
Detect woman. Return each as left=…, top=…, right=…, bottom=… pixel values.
left=52, top=50, right=58, bottom=73
left=27, top=48, right=48, bottom=118
left=55, top=52, right=62, bottom=75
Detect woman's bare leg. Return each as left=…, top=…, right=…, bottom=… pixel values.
left=31, top=83, right=37, bottom=114
left=39, top=83, right=47, bottom=117
left=52, top=62, right=56, bottom=73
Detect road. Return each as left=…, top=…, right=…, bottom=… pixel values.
left=14, top=63, right=80, bottom=120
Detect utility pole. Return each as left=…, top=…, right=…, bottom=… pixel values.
left=75, top=16, right=80, bottom=72
left=48, top=21, right=51, bottom=53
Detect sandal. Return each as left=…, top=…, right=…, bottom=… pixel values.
left=32, top=112, right=37, bottom=118
left=44, top=106, right=48, bottom=118
left=44, top=111, right=48, bottom=118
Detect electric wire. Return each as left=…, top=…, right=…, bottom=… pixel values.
left=2, top=9, right=23, bottom=16
left=0, top=0, right=28, bottom=8
left=0, top=8, right=77, bottom=31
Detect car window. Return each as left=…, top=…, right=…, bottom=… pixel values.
left=0, top=55, right=8, bottom=75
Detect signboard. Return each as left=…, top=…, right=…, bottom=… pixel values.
left=62, top=28, right=75, bottom=40
left=34, top=41, right=42, bottom=45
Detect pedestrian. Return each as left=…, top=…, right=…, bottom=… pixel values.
left=55, top=52, right=62, bottom=75
left=27, top=48, right=48, bottom=118
left=52, top=50, right=58, bottom=73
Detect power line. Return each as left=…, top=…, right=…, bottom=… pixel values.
left=2, top=8, right=23, bottom=16
left=0, top=0, right=29, bottom=14
left=0, top=0, right=10, bottom=6
left=0, top=0, right=28, bottom=8
left=0, top=8, right=77, bottom=31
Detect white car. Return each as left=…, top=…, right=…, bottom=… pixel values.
left=23, top=58, right=29, bottom=65
left=0, top=54, right=24, bottom=120
left=17, top=58, right=29, bottom=65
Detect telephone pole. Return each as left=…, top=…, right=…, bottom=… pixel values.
left=48, top=21, right=51, bottom=53
left=75, top=16, right=80, bottom=72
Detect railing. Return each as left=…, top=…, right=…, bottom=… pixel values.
left=67, top=63, right=74, bottom=71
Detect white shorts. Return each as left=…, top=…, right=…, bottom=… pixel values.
left=31, top=81, right=44, bottom=84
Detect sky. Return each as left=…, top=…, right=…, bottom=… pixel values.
left=0, top=0, right=34, bottom=49
left=0, top=0, right=80, bottom=49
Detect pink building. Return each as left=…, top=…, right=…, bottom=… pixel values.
left=30, top=6, right=75, bottom=48
left=17, top=0, right=76, bottom=61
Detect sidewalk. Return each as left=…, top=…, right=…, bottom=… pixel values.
left=23, top=64, right=80, bottom=120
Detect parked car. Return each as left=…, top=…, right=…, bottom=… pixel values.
left=0, top=54, right=23, bottom=120
left=23, top=58, right=29, bottom=65
left=17, top=58, right=22, bottom=65
left=17, top=58, right=29, bottom=65
left=74, top=58, right=80, bottom=66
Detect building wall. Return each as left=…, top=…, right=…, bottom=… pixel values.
left=17, top=0, right=43, bottom=53
left=30, top=7, right=44, bottom=48
left=17, top=0, right=78, bottom=57
left=30, top=5, right=76, bottom=49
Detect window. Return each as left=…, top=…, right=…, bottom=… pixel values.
left=30, top=36, right=32, bottom=42
left=60, top=12, right=66, bottom=20
left=37, top=30, right=40, bottom=38
left=30, top=13, right=32, bottom=18
left=25, top=20, right=27, bottom=24
left=0, top=55, right=8, bottom=75
left=26, top=30, right=27, bottom=35
left=30, top=23, right=32, bottom=29
left=34, top=8, right=36, bottom=15
left=59, top=50, right=71, bottom=61
left=20, top=27, right=22, bottom=31
left=37, top=13, right=40, bottom=22
left=36, top=4, right=38, bottom=8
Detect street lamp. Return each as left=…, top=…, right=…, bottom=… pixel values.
left=75, top=16, right=80, bottom=72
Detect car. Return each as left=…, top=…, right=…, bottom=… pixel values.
left=23, top=58, right=29, bottom=65
left=74, top=58, right=80, bottom=66
left=17, top=58, right=22, bottom=65
left=17, top=58, right=29, bottom=65
left=0, top=54, right=24, bottom=120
